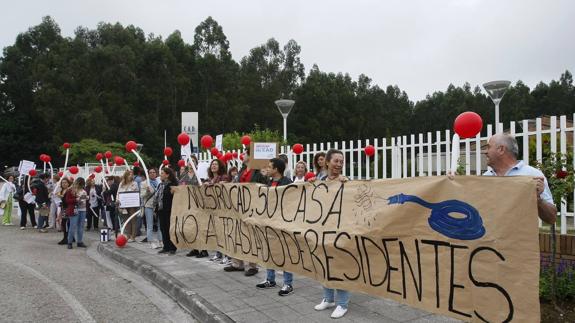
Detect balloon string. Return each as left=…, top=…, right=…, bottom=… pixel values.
left=48, top=162, right=54, bottom=180
left=105, top=158, right=110, bottom=174
left=120, top=210, right=141, bottom=235
left=63, top=149, right=70, bottom=172
left=131, top=149, right=151, bottom=189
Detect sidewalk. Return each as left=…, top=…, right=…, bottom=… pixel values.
left=98, top=241, right=461, bottom=323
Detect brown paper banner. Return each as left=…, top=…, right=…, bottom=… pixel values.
left=171, top=176, right=539, bottom=322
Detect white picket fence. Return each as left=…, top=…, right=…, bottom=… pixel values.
left=199, top=114, right=575, bottom=233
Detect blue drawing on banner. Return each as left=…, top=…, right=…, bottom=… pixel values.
left=387, top=193, right=485, bottom=240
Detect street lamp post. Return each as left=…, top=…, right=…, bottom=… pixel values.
left=483, top=80, right=511, bottom=134
left=274, top=99, right=295, bottom=141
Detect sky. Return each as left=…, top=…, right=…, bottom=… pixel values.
left=1, top=0, right=574, bottom=102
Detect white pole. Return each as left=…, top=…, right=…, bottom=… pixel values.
left=283, top=117, right=287, bottom=141
left=495, top=102, right=501, bottom=134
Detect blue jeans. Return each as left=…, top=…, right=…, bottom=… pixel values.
left=323, top=287, right=350, bottom=308
left=266, top=269, right=293, bottom=286
left=68, top=211, right=86, bottom=244
left=37, top=215, right=48, bottom=229
left=145, top=207, right=161, bottom=241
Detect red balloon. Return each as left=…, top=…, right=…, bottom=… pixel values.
left=454, top=112, right=483, bottom=139
left=210, top=147, right=220, bottom=156
left=200, top=135, right=214, bottom=149
left=116, top=234, right=128, bottom=248
left=28, top=169, right=37, bottom=177
left=177, top=159, right=186, bottom=168
left=224, top=152, right=233, bottom=161
left=304, top=172, right=315, bottom=181
left=104, top=151, right=112, bottom=159
left=241, top=135, right=251, bottom=146
left=218, top=155, right=226, bottom=163
left=114, top=156, right=125, bottom=165
left=232, top=152, right=238, bottom=159
left=364, top=145, right=375, bottom=157
left=133, top=161, right=140, bottom=167
left=239, top=154, right=245, bottom=161
left=69, top=166, right=79, bottom=175
left=163, top=147, right=173, bottom=157
left=57, top=171, right=64, bottom=178
left=63, top=142, right=71, bottom=149
left=177, top=132, right=190, bottom=146
left=96, top=153, right=103, bottom=161
left=125, top=140, right=137, bottom=152
left=108, top=162, right=113, bottom=167
left=45, top=155, right=51, bottom=163
left=293, top=143, right=304, bottom=155
left=39, top=154, right=46, bottom=162
left=94, top=166, right=103, bottom=173
left=162, top=159, right=170, bottom=166
left=216, top=152, right=223, bottom=159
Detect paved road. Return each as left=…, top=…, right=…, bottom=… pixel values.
left=0, top=224, right=195, bottom=323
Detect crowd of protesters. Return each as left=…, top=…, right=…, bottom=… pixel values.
left=0, top=133, right=557, bottom=319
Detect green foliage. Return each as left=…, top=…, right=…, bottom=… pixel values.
left=535, top=152, right=575, bottom=207
left=220, top=125, right=285, bottom=151
left=540, top=263, right=575, bottom=302
left=62, top=139, right=152, bottom=166
left=0, top=16, right=574, bottom=169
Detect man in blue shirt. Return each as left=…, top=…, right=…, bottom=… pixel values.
left=483, top=133, right=557, bottom=224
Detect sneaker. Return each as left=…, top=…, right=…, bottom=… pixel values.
left=57, top=239, right=68, bottom=245
left=330, top=306, right=348, bottom=319
left=209, top=255, right=222, bottom=262
left=149, top=242, right=157, bottom=249
left=38, top=229, right=47, bottom=233
left=221, top=256, right=230, bottom=265
left=140, top=238, right=148, bottom=243
left=186, top=250, right=199, bottom=257
left=77, top=242, right=87, bottom=248
left=314, top=299, right=336, bottom=311
left=223, top=265, right=244, bottom=272
left=128, top=239, right=136, bottom=243
left=256, top=280, right=276, bottom=289
left=154, top=243, right=162, bottom=249
left=67, top=244, right=73, bottom=249
left=245, top=268, right=259, bottom=276
left=20, top=227, right=25, bottom=230
left=158, top=249, right=169, bottom=254
left=278, top=284, right=293, bottom=296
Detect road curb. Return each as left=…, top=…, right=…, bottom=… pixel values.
left=97, top=243, right=234, bottom=323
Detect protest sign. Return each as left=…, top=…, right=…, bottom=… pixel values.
left=170, top=176, right=539, bottom=322
left=248, top=142, right=278, bottom=169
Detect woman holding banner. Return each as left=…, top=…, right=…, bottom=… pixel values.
left=313, top=149, right=350, bottom=319
left=206, top=159, right=230, bottom=262
left=157, top=167, right=178, bottom=255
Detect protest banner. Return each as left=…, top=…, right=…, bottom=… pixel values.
left=170, top=176, right=539, bottom=322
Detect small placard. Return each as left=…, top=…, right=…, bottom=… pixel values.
left=248, top=142, right=278, bottom=170
left=118, top=191, right=140, bottom=208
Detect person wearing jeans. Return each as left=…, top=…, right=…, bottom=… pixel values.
left=141, top=168, right=160, bottom=248
left=312, top=149, right=350, bottom=319
left=255, top=158, right=294, bottom=296
left=65, top=177, right=88, bottom=249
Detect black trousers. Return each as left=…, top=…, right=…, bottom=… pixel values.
left=87, top=207, right=99, bottom=229
left=159, top=209, right=176, bottom=251
left=61, top=218, right=68, bottom=242
left=19, top=201, right=36, bottom=227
